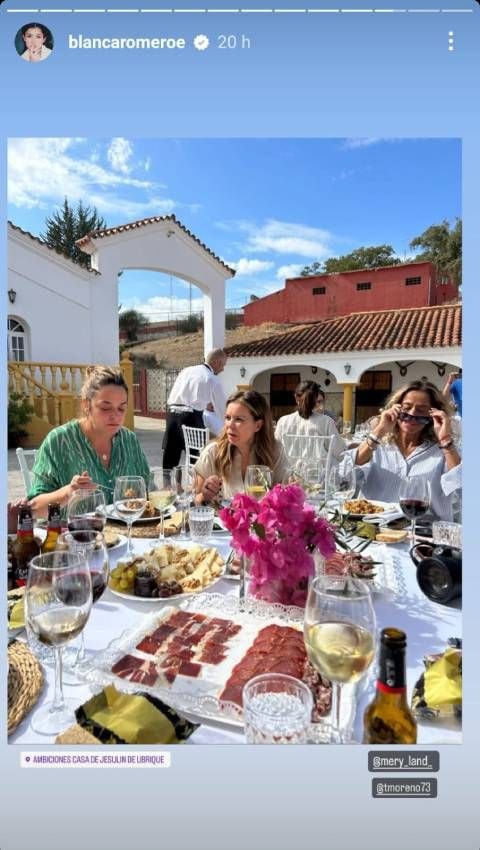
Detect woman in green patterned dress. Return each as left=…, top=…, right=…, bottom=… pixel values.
left=28, top=366, right=150, bottom=517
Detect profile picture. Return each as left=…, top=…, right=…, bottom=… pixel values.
left=15, top=22, right=54, bottom=63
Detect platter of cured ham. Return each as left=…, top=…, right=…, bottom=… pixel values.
left=77, top=593, right=356, bottom=732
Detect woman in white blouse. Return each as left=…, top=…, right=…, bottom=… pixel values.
left=195, top=390, right=288, bottom=504
left=274, top=381, right=345, bottom=461
left=351, top=380, right=461, bottom=521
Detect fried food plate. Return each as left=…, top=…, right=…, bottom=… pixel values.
left=108, top=542, right=226, bottom=603
left=342, top=499, right=397, bottom=520
left=105, top=502, right=173, bottom=524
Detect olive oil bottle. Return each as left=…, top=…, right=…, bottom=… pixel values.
left=363, top=628, right=417, bottom=744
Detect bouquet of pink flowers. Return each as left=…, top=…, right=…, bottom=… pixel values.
left=219, top=483, right=336, bottom=607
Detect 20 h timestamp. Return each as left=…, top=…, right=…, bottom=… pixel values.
left=218, top=34, right=252, bottom=50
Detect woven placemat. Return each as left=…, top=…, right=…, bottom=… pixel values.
left=8, top=641, right=44, bottom=736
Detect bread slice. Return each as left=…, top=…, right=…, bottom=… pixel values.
left=376, top=529, right=408, bottom=544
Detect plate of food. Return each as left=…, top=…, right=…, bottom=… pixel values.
left=8, top=586, right=25, bottom=637
left=324, top=544, right=401, bottom=595
left=103, top=530, right=128, bottom=552
left=77, top=593, right=350, bottom=731
left=105, top=501, right=173, bottom=525
left=342, top=499, right=399, bottom=521
left=108, top=542, right=226, bottom=602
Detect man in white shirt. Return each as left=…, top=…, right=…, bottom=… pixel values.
left=162, top=349, right=227, bottom=468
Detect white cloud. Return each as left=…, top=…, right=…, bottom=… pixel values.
left=216, top=218, right=333, bottom=260
left=228, top=258, right=274, bottom=276
left=276, top=263, right=304, bottom=280
left=121, top=294, right=204, bottom=320
left=107, top=138, right=133, bottom=174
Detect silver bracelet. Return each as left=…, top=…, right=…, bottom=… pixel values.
left=365, top=437, right=378, bottom=451
left=367, top=432, right=381, bottom=444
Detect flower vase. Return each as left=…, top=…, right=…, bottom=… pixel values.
left=241, top=551, right=325, bottom=609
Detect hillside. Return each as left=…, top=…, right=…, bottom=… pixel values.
left=126, top=322, right=305, bottom=369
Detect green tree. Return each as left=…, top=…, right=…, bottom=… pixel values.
left=300, top=245, right=401, bottom=276
left=41, top=198, right=107, bottom=268
left=119, top=308, right=147, bottom=342
left=410, top=218, right=461, bottom=287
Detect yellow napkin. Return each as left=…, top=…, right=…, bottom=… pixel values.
left=75, top=684, right=199, bottom=744
left=412, top=644, right=462, bottom=719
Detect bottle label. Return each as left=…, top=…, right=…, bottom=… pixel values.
left=376, top=680, right=407, bottom=695
left=378, top=647, right=406, bottom=690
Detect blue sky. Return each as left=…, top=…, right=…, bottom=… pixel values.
left=7, top=137, right=460, bottom=321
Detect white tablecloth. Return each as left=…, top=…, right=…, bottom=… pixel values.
left=10, top=532, right=461, bottom=745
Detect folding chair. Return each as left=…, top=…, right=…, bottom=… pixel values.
left=181, top=425, right=208, bottom=467
left=15, top=447, right=38, bottom=496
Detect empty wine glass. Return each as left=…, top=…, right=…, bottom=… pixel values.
left=66, top=488, right=107, bottom=533
left=173, top=465, right=195, bottom=539
left=329, top=458, right=356, bottom=513
left=59, top=530, right=109, bottom=665
left=245, top=466, right=272, bottom=499
left=149, top=467, right=176, bottom=540
left=304, top=575, right=376, bottom=743
left=113, top=476, right=146, bottom=554
left=399, top=477, right=431, bottom=545
left=25, top=551, right=92, bottom=735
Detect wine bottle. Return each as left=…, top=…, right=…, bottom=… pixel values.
left=363, top=628, right=417, bottom=744
left=41, top=502, right=62, bottom=553
left=11, top=506, right=39, bottom=587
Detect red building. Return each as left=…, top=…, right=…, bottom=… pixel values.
left=243, top=261, right=457, bottom=326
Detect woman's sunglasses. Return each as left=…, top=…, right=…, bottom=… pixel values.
left=398, top=410, right=432, bottom=426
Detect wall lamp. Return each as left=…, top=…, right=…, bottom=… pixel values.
left=8, top=289, right=16, bottom=304
left=311, top=366, right=318, bottom=375
left=166, top=229, right=175, bottom=238
left=240, top=367, right=246, bottom=378
left=432, top=361, right=446, bottom=377
left=344, top=363, right=351, bottom=376
left=395, top=360, right=414, bottom=377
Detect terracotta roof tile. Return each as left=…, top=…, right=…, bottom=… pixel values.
left=8, top=221, right=100, bottom=274
left=226, top=304, right=461, bottom=358
left=75, top=214, right=235, bottom=275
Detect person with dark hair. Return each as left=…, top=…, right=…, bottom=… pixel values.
left=351, top=380, right=461, bottom=520
left=28, top=366, right=150, bottom=515
left=274, top=380, right=344, bottom=459
left=162, top=348, right=227, bottom=469
left=194, top=390, right=288, bottom=504
left=19, top=22, right=53, bottom=62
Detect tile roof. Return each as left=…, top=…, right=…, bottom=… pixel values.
left=8, top=221, right=100, bottom=274
left=226, top=304, right=461, bottom=358
left=75, top=214, right=235, bottom=275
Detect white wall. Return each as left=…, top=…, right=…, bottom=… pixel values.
left=8, top=227, right=119, bottom=365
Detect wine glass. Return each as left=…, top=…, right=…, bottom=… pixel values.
left=304, top=575, right=376, bottom=743
left=66, top=488, right=107, bottom=533
left=329, top=458, right=356, bottom=513
left=25, top=551, right=92, bottom=735
left=149, top=467, right=176, bottom=540
left=173, top=465, right=195, bottom=539
left=113, top=476, right=147, bottom=554
left=295, top=460, right=328, bottom=512
left=245, top=466, right=272, bottom=499
left=58, top=530, right=109, bottom=664
left=399, top=477, right=431, bottom=545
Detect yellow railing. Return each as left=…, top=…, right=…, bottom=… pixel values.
left=8, top=354, right=134, bottom=446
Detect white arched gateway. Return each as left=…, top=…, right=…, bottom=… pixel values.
left=76, top=215, right=235, bottom=359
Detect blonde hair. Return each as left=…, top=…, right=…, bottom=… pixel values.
left=80, top=366, right=128, bottom=403
left=214, top=390, right=278, bottom=478
left=383, top=379, right=450, bottom=444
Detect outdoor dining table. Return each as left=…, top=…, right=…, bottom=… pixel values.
left=10, top=530, right=462, bottom=746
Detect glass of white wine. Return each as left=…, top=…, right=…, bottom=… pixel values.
left=245, top=465, right=272, bottom=500
left=304, top=575, right=376, bottom=743
left=172, top=465, right=195, bottom=539
left=149, top=467, right=176, bottom=540
left=25, top=551, right=92, bottom=735
left=113, top=476, right=147, bottom=555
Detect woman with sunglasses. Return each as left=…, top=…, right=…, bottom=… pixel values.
left=351, top=380, right=461, bottom=520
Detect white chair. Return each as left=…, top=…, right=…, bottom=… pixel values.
left=182, top=425, right=208, bottom=467
left=16, top=447, right=38, bottom=496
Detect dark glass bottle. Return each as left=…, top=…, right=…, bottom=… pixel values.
left=363, top=628, right=417, bottom=744
left=11, top=506, right=39, bottom=587
left=41, top=502, right=62, bottom=553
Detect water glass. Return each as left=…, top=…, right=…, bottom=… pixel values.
left=188, top=506, right=215, bottom=542
left=242, top=673, right=313, bottom=744
left=432, top=521, right=462, bottom=549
